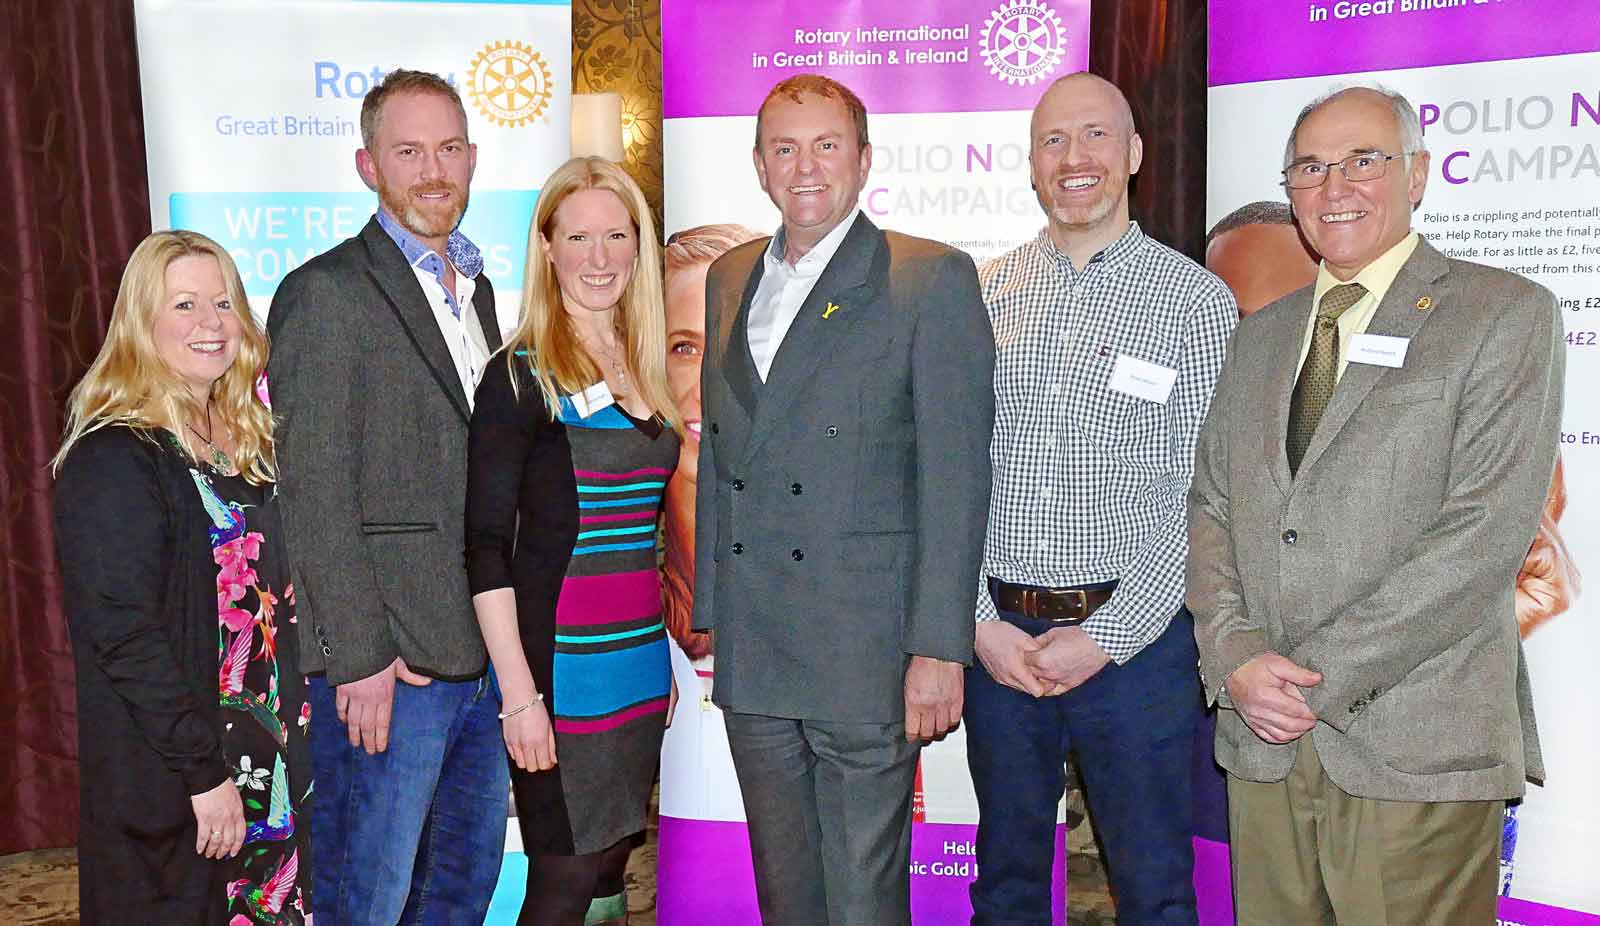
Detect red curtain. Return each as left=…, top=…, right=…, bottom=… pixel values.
left=1092, top=0, right=1209, bottom=259
left=0, top=0, right=152, bottom=853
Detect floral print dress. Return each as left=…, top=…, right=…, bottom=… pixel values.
left=189, top=463, right=313, bottom=925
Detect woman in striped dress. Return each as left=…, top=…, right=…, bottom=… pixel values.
left=466, top=157, right=681, bottom=925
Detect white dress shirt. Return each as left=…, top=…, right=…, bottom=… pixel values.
left=747, top=208, right=861, bottom=381
left=408, top=261, right=490, bottom=408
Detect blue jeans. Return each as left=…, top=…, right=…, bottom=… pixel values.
left=309, top=671, right=509, bottom=926
left=965, top=608, right=1202, bottom=926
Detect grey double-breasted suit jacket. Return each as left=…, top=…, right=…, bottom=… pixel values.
left=267, top=218, right=502, bottom=685
left=1188, top=236, right=1563, bottom=802
left=691, top=214, right=995, bottom=723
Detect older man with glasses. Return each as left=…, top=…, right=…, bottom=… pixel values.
left=1188, top=84, right=1564, bottom=926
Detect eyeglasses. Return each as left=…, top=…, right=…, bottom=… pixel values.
left=1281, top=152, right=1414, bottom=189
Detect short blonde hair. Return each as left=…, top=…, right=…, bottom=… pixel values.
left=502, top=157, right=679, bottom=433
left=53, top=230, right=276, bottom=484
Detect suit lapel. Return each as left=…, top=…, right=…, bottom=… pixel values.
left=1292, top=238, right=1449, bottom=479
left=742, top=215, right=885, bottom=460
left=472, top=279, right=502, bottom=353
left=1262, top=293, right=1312, bottom=497
left=719, top=248, right=767, bottom=417
left=361, top=219, right=473, bottom=422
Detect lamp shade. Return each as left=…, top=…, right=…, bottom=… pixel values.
left=571, top=92, right=625, bottom=162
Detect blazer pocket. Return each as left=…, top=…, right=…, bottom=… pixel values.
left=360, top=521, right=440, bottom=535
left=1370, top=377, right=1445, bottom=407
left=840, top=530, right=910, bottom=574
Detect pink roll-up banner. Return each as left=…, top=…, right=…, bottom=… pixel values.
left=1208, top=1, right=1600, bottom=924
left=657, top=1, right=1104, bottom=923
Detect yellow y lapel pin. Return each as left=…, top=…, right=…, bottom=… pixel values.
left=822, top=301, right=841, bottom=319
left=1415, top=295, right=1433, bottom=311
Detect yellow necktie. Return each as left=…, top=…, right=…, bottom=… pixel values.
left=1287, top=282, right=1366, bottom=476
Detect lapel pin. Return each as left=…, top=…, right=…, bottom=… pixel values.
left=1415, top=295, right=1433, bottom=311
left=822, top=301, right=841, bottom=319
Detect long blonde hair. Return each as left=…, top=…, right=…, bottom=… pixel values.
left=504, top=157, right=679, bottom=434
left=52, top=230, right=276, bottom=484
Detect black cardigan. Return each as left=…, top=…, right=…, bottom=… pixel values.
left=54, top=425, right=231, bottom=832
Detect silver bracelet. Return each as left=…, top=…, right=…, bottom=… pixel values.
left=498, top=692, right=544, bottom=720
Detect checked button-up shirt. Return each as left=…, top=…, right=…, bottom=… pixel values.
left=976, top=223, right=1238, bottom=663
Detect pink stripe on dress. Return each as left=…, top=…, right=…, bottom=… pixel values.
left=578, top=510, right=659, bottom=525
left=555, top=569, right=660, bottom=626
left=573, top=467, right=672, bottom=480
left=553, top=696, right=669, bottom=734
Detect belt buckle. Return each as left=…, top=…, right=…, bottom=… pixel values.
left=1046, top=587, right=1088, bottom=625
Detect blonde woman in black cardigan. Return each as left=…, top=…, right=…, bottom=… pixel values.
left=53, top=230, right=310, bottom=925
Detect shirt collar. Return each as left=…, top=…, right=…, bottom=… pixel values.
left=375, top=209, right=484, bottom=281
left=1031, top=221, right=1145, bottom=273
left=1311, top=231, right=1419, bottom=312
left=765, top=207, right=862, bottom=275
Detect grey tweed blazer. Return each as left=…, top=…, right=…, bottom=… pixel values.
left=267, top=218, right=501, bottom=685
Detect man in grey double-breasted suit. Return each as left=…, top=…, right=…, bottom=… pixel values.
left=691, top=74, right=994, bottom=925
left=266, top=70, right=509, bottom=923
left=1189, top=86, right=1564, bottom=925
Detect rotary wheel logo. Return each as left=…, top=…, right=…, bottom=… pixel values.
left=979, top=0, right=1068, bottom=86
left=468, top=40, right=554, bottom=128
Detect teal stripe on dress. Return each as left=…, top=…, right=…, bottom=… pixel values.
left=576, top=524, right=657, bottom=541
left=555, top=621, right=665, bottom=645
left=572, top=539, right=657, bottom=555
left=577, top=495, right=661, bottom=509
left=576, top=481, right=667, bottom=494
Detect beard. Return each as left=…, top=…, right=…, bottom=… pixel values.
left=1036, top=170, right=1126, bottom=233
left=377, top=174, right=469, bottom=242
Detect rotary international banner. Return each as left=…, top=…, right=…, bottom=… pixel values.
left=1207, top=2, right=1600, bottom=924
left=135, top=0, right=572, bottom=329
left=658, top=1, right=1088, bottom=922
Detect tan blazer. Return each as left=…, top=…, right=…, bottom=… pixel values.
left=1188, top=237, right=1563, bottom=802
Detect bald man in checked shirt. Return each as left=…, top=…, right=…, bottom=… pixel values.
left=964, top=72, right=1237, bottom=926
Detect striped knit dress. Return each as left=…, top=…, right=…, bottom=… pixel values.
left=466, top=362, right=677, bottom=856
left=545, top=397, right=675, bottom=851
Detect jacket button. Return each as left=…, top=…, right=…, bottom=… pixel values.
left=791, top=483, right=803, bottom=495
left=321, top=644, right=333, bottom=656
left=731, top=542, right=744, bottom=555
left=791, top=548, right=804, bottom=561
left=710, top=422, right=719, bottom=434
left=825, top=426, right=838, bottom=438
left=1281, top=529, right=1297, bottom=545
left=732, top=479, right=745, bottom=491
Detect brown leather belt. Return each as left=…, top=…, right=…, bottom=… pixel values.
left=989, top=578, right=1115, bottom=625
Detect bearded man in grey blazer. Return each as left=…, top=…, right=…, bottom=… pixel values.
left=266, top=70, right=509, bottom=923
left=1189, top=85, right=1564, bottom=925
left=691, top=74, right=994, bottom=926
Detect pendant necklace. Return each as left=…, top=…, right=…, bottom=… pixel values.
left=586, top=331, right=630, bottom=397
left=186, top=401, right=235, bottom=474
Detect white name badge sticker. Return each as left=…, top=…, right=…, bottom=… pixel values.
left=568, top=380, right=616, bottom=418
left=1348, top=334, right=1410, bottom=369
left=1108, top=354, right=1179, bottom=404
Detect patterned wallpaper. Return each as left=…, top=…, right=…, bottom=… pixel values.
left=573, top=0, right=664, bottom=241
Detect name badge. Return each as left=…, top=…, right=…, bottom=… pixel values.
left=1108, top=354, right=1178, bottom=404
left=1348, top=334, right=1410, bottom=369
left=568, top=380, right=616, bottom=418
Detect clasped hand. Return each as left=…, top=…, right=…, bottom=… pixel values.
left=975, top=621, right=1109, bottom=698
left=1225, top=652, right=1323, bottom=744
